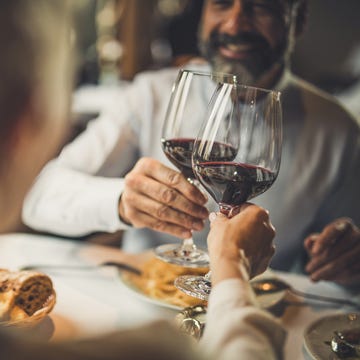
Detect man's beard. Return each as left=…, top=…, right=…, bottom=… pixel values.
left=198, top=31, right=288, bottom=86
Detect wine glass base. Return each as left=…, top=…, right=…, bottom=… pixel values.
left=154, top=244, right=209, bottom=268
left=174, top=275, right=211, bottom=301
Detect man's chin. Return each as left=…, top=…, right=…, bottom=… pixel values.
left=210, top=57, right=256, bottom=85
left=209, top=54, right=284, bottom=88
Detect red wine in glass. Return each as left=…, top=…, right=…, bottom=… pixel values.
left=161, top=138, right=195, bottom=180
left=175, top=81, right=283, bottom=299
left=162, top=138, right=238, bottom=181
left=194, top=162, right=276, bottom=216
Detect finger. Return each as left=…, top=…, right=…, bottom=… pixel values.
left=304, top=234, right=319, bottom=253
left=308, top=245, right=360, bottom=282
left=122, top=190, right=205, bottom=232
left=227, top=204, right=258, bottom=217
left=251, top=245, right=275, bottom=277
left=126, top=173, right=208, bottom=220
left=311, top=219, right=353, bottom=255
left=332, top=271, right=360, bottom=286
left=130, top=209, right=193, bottom=239
left=306, top=230, right=359, bottom=273
left=332, top=261, right=360, bottom=283
left=133, top=158, right=207, bottom=204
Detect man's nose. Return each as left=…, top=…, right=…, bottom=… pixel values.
left=221, top=1, right=253, bottom=35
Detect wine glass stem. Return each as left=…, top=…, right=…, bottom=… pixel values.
left=204, top=271, right=211, bottom=281
left=178, top=177, right=202, bottom=253
left=218, top=203, right=231, bottom=215
left=182, top=236, right=196, bottom=251
left=181, top=237, right=196, bottom=253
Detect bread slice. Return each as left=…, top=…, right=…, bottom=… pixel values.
left=0, top=269, right=54, bottom=322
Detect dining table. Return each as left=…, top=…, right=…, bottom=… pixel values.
left=0, top=232, right=359, bottom=359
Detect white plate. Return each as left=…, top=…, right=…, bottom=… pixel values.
left=304, top=313, right=360, bottom=360
left=120, top=274, right=182, bottom=311
left=119, top=273, right=286, bottom=311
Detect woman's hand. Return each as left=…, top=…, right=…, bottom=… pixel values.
left=207, top=204, right=276, bottom=286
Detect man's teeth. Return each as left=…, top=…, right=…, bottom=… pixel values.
left=226, top=44, right=252, bottom=52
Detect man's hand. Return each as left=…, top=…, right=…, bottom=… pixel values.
left=207, top=204, right=275, bottom=285
left=304, top=218, right=360, bottom=285
left=118, top=157, right=208, bottom=238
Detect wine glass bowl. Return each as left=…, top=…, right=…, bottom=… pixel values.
left=155, top=69, right=237, bottom=267
left=175, top=82, right=282, bottom=298
left=193, top=83, right=282, bottom=215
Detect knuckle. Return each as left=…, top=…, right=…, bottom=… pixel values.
left=268, top=225, right=276, bottom=238
left=256, top=207, right=269, bottom=221
left=167, top=171, right=182, bottom=186
left=124, top=172, right=137, bottom=187
left=270, top=246, right=276, bottom=257
left=179, top=213, right=193, bottom=228
left=155, top=205, right=169, bottom=219
left=125, top=207, right=137, bottom=221
left=122, top=190, right=133, bottom=203
left=134, top=157, right=155, bottom=172
left=161, top=188, right=177, bottom=204
left=152, top=220, right=167, bottom=233
left=136, top=157, right=150, bottom=168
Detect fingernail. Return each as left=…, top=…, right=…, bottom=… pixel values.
left=335, top=221, right=348, bottom=232
left=202, top=209, right=209, bottom=218
left=209, top=212, right=217, bottom=222
left=192, top=221, right=204, bottom=231
left=310, top=275, right=319, bottom=282
left=309, top=272, right=320, bottom=282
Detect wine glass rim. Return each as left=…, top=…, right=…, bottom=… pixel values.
left=233, top=83, right=281, bottom=97
left=179, top=69, right=280, bottom=97
left=179, top=68, right=237, bottom=82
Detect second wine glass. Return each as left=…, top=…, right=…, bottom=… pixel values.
left=175, top=81, right=283, bottom=298
left=155, top=69, right=236, bottom=267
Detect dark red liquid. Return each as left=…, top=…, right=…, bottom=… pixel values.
left=162, top=138, right=196, bottom=178
left=194, top=162, right=276, bottom=208
left=162, top=138, right=236, bottom=179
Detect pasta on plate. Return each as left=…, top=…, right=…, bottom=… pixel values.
left=122, top=257, right=208, bottom=308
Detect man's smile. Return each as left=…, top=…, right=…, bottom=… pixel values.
left=218, top=43, right=258, bottom=60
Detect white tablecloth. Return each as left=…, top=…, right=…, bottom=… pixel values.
left=0, top=233, right=358, bottom=359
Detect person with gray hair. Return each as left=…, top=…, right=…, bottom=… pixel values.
left=0, top=0, right=72, bottom=234
left=0, top=1, right=285, bottom=359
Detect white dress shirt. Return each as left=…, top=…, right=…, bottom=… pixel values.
left=23, top=63, right=360, bottom=272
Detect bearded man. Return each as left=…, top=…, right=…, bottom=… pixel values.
left=23, top=0, right=360, bottom=285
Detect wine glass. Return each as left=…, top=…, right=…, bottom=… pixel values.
left=175, top=82, right=283, bottom=299
left=155, top=69, right=237, bottom=267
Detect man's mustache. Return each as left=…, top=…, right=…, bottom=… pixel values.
left=209, top=31, right=270, bottom=51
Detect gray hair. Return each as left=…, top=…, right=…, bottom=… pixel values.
left=0, top=0, right=72, bottom=145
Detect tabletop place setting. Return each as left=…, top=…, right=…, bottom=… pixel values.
left=1, top=68, right=359, bottom=360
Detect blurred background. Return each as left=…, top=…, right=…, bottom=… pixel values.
left=70, top=0, right=360, bottom=118
left=16, top=0, right=360, bottom=240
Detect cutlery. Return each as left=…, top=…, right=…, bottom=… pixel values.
left=251, top=278, right=360, bottom=309
left=20, top=261, right=142, bottom=275
left=330, top=330, right=360, bottom=358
